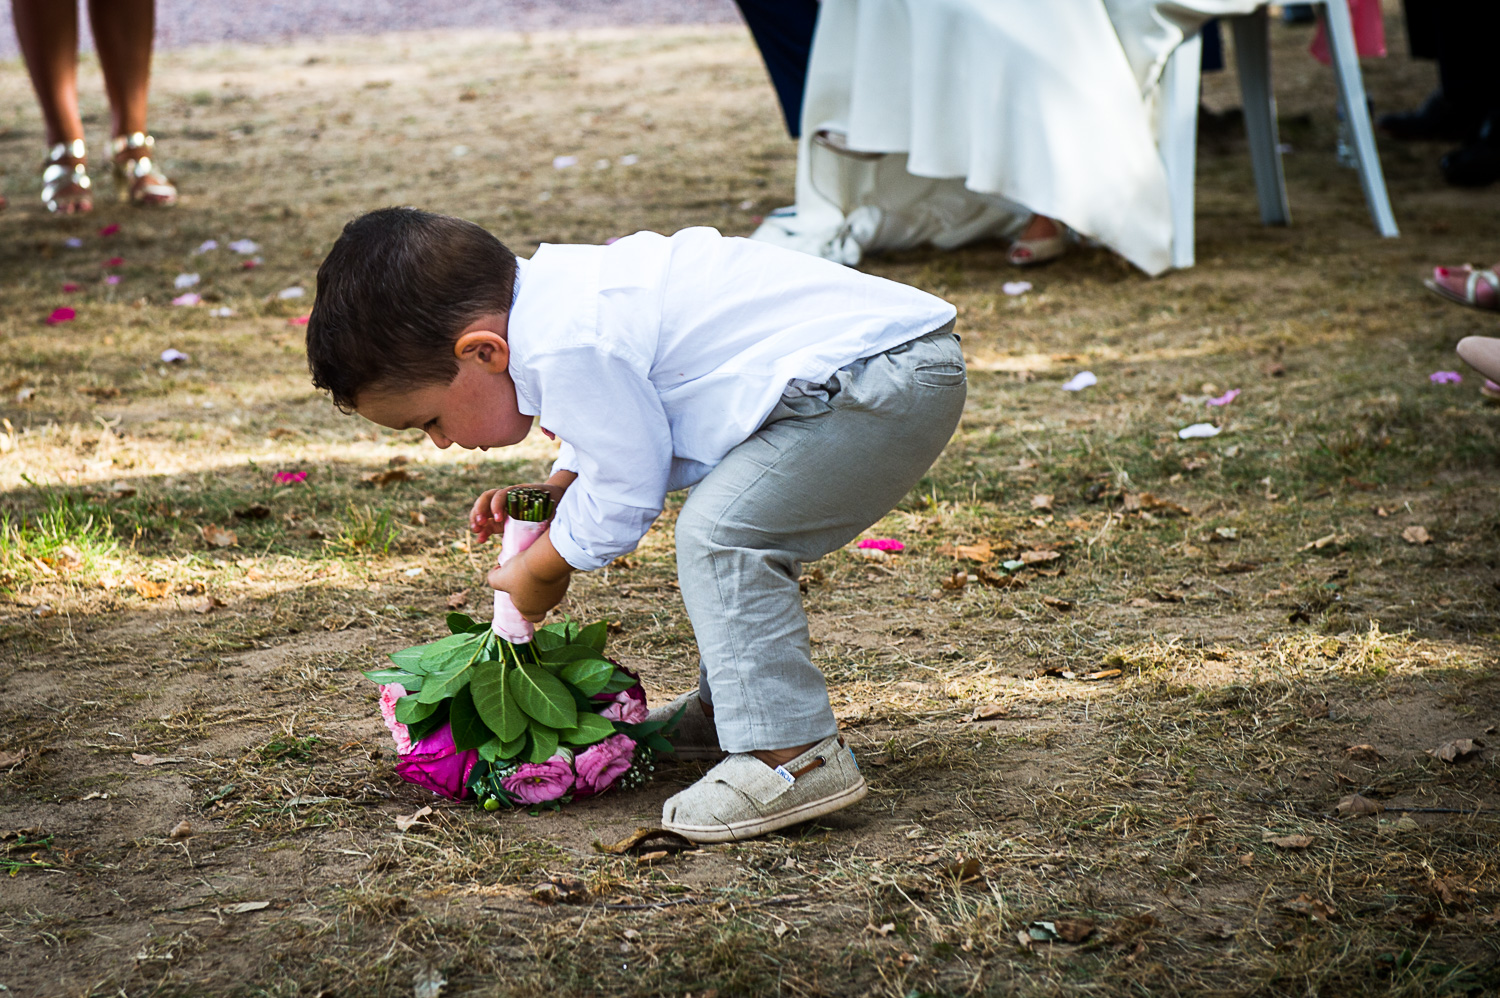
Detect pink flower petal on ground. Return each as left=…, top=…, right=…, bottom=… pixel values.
left=103, top=256, right=123, bottom=268
left=45, top=307, right=76, bottom=325
left=171, top=293, right=202, bottom=306
left=857, top=538, right=905, bottom=552
left=1430, top=371, right=1462, bottom=385
left=1206, top=388, right=1241, bottom=406
left=105, top=275, right=122, bottom=285
left=273, top=471, right=308, bottom=484
left=61, top=282, right=80, bottom=293
left=288, top=315, right=310, bottom=325
left=242, top=257, right=262, bottom=269
left=98, top=223, right=120, bottom=236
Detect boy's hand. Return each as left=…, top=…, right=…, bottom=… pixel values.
left=487, top=531, right=573, bottom=622
left=469, top=477, right=573, bottom=542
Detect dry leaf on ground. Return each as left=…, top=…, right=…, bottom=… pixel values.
left=1021, top=919, right=1096, bottom=945
left=362, top=468, right=420, bottom=487
left=939, top=857, right=982, bottom=882
left=0, top=749, right=27, bottom=769
left=939, top=569, right=970, bottom=591
left=194, top=596, right=227, bottom=614
left=1031, top=494, right=1053, bottom=511
left=1336, top=794, right=1385, bottom=817
left=1346, top=744, right=1384, bottom=762
left=1402, top=525, right=1432, bottom=545
left=867, top=922, right=896, bottom=936
left=131, top=753, right=189, bottom=766
left=201, top=524, right=238, bottom=548
left=446, top=590, right=469, bottom=609
left=1427, top=738, right=1483, bottom=763
left=1021, top=549, right=1061, bottom=564
left=1263, top=832, right=1315, bottom=849
left=1238, top=853, right=1254, bottom=868
left=133, top=579, right=171, bottom=599
left=594, top=827, right=696, bottom=856
left=1041, top=595, right=1074, bottom=610
left=395, top=805, right=432, bottom=832
left=168, top=820, right=193, bottom=839
left=222, top=901, right=271, bottom=914
left=938, top=541, right=993, bottom=563
left=1300, top=533, right=1343, bottom=551
left=1282, top=894, right=1338, bottom=921
left=970, top=704, right=1008, bottom=721
left=976, top=567, right=1025, bottom=588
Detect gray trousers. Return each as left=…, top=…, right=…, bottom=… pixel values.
left=674, top=323, right=966, bottom=752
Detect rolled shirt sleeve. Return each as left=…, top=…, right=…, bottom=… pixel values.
left=533, top=345, right=674, bottom=571
left=551, top=439, right=580, bottom=477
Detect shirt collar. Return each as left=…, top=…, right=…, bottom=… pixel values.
left=508, top=256, right=538, bottom=416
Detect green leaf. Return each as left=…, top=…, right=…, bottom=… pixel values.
left=645, top=732, right=674, bottom=754
left=532, top=627, right=566, bottom=653
left=388, top=645, right=429, bottom=675
left=575, top=620, right=609, bottom=652
left=362, top=667, right=423, bottom=690
left=601, top=669, right=638, bottom=695
left=448, top=685, right=493, bottom=751
left=415, top=661, right=474, bottom=703
left=470, top=660, right=527, bottom=741
left=500, top=732, right=527, bottom=759
left=526, top=722, right=559, bottom=763
left=419, top=631, right=482, bottom=672
left=508, top=660, right=578, bottom=730
left=560, top=657, right=614, bottom=696
left=537, top=644, right=608, bottom=665
left=394, top=694, right=439, bottom=725
left=477, top=737, right=504, bottom=762
left=560, top=711, right=614, bottom=746
left=446, top=612, right=479, bottom=634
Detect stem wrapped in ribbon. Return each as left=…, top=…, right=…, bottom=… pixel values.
left=491, top=487, right=554, bottom=644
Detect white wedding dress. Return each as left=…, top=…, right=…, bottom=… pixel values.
left=750, top=0, right=1260, bottom=276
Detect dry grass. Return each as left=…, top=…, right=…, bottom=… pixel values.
left=1, top=14, right=1499, bottom=998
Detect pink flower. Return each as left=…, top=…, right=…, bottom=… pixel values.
left=573, top=734, right=635, bottom=797
left=105, top=275, right=122, bottom=285
left=274, top=470, right=308, bottom=485
left=288, top=315, right=310, bottom=326
left=172, top=293, right=202, bottom=306
left=378, top=683, right=413, bottom=755
left=103, top=256, right=123, bottom=268
left=858, top=538, right=904, bottom=552
left=45, top=307, right=75, bottom=325
left=501, top=756, right=574, bottom=804
left=98, top=223, right=120, bottom=236
left=1430, top=371, right=1462, bottom=385
left=600, top=690, right=647, bottom=724
left=394, top=723, right=477, bottom=799
left=62, top=282, right=80, bottom=293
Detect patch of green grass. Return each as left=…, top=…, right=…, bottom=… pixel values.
left=0, top=491, right=118, bottom=590
left=331, top=502, right=400, bottom=556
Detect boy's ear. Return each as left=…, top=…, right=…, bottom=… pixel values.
left=453, top=330, right=510, bottom=371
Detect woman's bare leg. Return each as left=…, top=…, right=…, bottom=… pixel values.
left=11, top=0, right=84, bottom=147
left=88, top=0, right=154, bottom=138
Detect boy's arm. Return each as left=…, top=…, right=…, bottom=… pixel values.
left=487, top=527, right=572, bottom=622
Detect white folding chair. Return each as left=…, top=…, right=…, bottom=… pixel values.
left=1162, top=1, right=1399, bottom=269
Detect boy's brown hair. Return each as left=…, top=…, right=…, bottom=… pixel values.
left=306, top=207, right=517, bottom=412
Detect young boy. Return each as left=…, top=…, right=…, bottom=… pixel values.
left=307, top=208, right=965, bottom=842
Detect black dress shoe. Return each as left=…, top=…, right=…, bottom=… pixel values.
left=1442, top=118, right=1500, bottom=187
left=1378, top=90, right=1481, bottom=143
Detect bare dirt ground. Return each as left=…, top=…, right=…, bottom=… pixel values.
left=1, top=13, right=1499, bottom=998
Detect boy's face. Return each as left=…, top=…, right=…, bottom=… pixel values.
left=355, top=314, right=532, bottom=451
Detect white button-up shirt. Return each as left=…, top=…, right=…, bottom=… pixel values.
left=506, top=227, right=955, bottom=571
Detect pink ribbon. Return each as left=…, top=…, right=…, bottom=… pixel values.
left=492, top=517, right=549, bottom=643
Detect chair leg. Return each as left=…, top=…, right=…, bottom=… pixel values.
left=1320, top=0, right=1399, bottom=237
left=1161, top=32, right=1202, bottom=269
left=1231, top=8, right=1291, bottom=226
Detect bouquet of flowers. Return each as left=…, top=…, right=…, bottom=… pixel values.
left=363, top=488, right=674, bottom=810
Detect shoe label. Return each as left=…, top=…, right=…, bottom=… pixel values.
left=773, top=765, right=796, bottom=785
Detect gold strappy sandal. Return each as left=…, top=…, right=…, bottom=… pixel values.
left=111, top=132, right=177, bottom=207
left=42, top=139, right=93, bottom=214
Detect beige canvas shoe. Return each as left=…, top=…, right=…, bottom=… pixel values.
left=647, top=689, right=725, bottom=762
left=661, top=733, right=866, bottom=843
